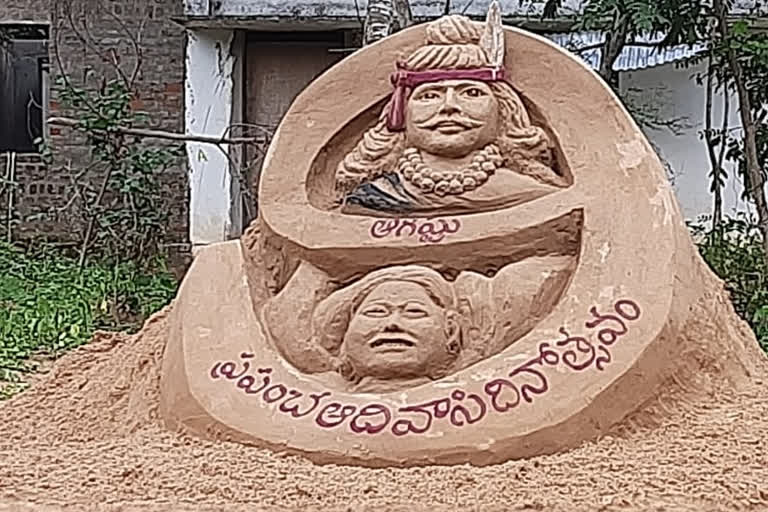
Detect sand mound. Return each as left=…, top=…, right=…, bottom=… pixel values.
left=1, top=294, right=767, bottom=511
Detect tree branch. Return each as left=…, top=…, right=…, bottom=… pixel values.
left=53, top=16, right=101, bottom=119
left=103, top=7, right=145, bottom=88
left=47, top=117, right=259, bottom=145
left=568, top=39, right=676, bottom=54
left=599, top=11, right=630, bottom=84
left=394, top=0, right=414, bottom=30
left=704, top=54, right=723, bottom=227
left=713, top=0, right=768, bottom=262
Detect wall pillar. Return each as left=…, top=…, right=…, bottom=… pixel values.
left=185, top=28, right=243, bottom=250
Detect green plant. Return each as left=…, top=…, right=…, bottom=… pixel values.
left=751, top=305, right=768, bottom=354
left=0, top=242, right=177, bottom=398
left=42, top=77, right=183, bottom=268
left=540, top=0, right=706, bottom=84
left=690, top=214, right=768, bottom=353
left=683, top=10, right=768, bottom=255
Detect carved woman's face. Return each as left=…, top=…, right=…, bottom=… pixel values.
left=341, top=281, right=459, bottom=380
left=406, top=79, right=500, bottom=158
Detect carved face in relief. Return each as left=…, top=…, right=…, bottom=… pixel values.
left=406, top=79, right=500, bottom=159
left=331, top=16, right=568, bottom=215
left=340, top=280, right=460, bottom=381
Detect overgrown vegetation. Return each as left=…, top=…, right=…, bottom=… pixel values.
left=0, top=75, right=182, bottom=398
left=699, top=6, right=768, bottom=254
left=542, top=0, right=768, bottom=260
left=540, top=0, right=768, bottom=353
left=0, top=61, right=183, bottom=399
left=691, top=215, right=768, bottom=354
left=0, top=242, right=177, bottom=398
left=1, top=0, right=264, bottom=398
left=38, top=77, right=183, bottom=267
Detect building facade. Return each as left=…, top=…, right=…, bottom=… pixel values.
left=0, top=0, right=188, bottom=248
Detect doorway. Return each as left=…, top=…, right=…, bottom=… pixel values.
left=244, top=30, right=348, bottom=223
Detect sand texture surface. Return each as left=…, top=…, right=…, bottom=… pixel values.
left=1, top=309, right=767, bottom=512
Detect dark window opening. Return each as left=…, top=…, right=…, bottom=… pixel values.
left=246, top=30, right=347, bottom=44
left=0, top=24, right=49, bottom=153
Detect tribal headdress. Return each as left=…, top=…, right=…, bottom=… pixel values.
left=385, top=0, right=506, bottom=131
left=335, top=2, right=561, bottom=195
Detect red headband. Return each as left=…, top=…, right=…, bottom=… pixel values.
left=386, top=63, right=506, bottom=131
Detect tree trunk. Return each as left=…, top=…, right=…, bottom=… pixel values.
left=713, top=0, right=768, bottom=261
left=364, top=0, right=413, bottom=46
left=598, top=12, right=629, bottom=87
left=716, top=85, right=730, bottom=222
left=394, top=0, right=414, bottom=30
left=704, top=56, right=723, bottom=228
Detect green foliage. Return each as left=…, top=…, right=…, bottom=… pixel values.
left=691, top=214, right=768, bottom=354
left=0, top=242, right=178, bottom=398
left=683, top=16, right=768, bottom=224
left=540, top=0, right=705, bottom=46
left=41, top=76, right=183, bottom=266
left=719, top=26, right=768, bottom=199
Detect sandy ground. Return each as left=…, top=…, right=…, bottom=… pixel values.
left=1, top=310, right=767, bottom=512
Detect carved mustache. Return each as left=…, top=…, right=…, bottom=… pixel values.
left=416, top=115, right=485, bottom=130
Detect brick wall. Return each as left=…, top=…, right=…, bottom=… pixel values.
left=0, top=0, right=189, bottom=251
left=0, top=152, right=73, bottom=242
left=1, top=1, right=50, bottom=21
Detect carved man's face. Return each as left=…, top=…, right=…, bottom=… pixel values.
left=342, top=281, right=459, bottom=380
left=406, top=79, right=500, bottom=158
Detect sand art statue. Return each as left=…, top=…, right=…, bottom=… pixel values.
left=313, top=266, right=463, bottom=393
left=335, top=7, right=567, bottom=216
left=158, top=3, right=765, bottom=467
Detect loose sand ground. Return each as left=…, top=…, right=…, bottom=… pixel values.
left=1, top=310, right=767, bottom=512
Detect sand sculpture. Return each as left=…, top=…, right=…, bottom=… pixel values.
left=159, top=4, right=763, bottom=467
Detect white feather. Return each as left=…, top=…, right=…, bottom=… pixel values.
left=480, top=0, right=505, bottom=69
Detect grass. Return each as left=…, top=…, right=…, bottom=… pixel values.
left=0, top=242, right=178, bottom=398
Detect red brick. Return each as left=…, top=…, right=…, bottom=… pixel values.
left=1, top=0, right=189, bottom=246
left=164, top=82, right=183, bottom=93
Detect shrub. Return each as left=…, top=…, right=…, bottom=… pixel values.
left=0, top=242, right=178, bottom=398
left=690, top=214, right=768, bottom=354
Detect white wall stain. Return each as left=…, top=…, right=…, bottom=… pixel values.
left=649, top=185, right=677, bottom=227
left=598, top=241, right=611, bottom=263
left=616, top=138, right=647, bottom=173
left=598, top=285, right=615, bottom=303
left=185, top=29, right=236, bottom=246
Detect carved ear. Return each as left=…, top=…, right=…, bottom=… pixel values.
left=444, top=310, right=462, bottom=354
left=480, top=0, right=505, bottom=69
left=335, top=355, right=359, bottom=383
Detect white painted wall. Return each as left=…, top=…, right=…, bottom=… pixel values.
left=185, top=28, right=240, bottom=249
left=621, top=61, right=750, bottom=222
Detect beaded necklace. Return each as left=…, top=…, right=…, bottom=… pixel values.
left=398, top=144, right=503, bottom=196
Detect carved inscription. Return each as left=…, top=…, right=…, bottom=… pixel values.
left=210, top=299, right=641, bottom=436
left=369, top=218, right=462, bottom=243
